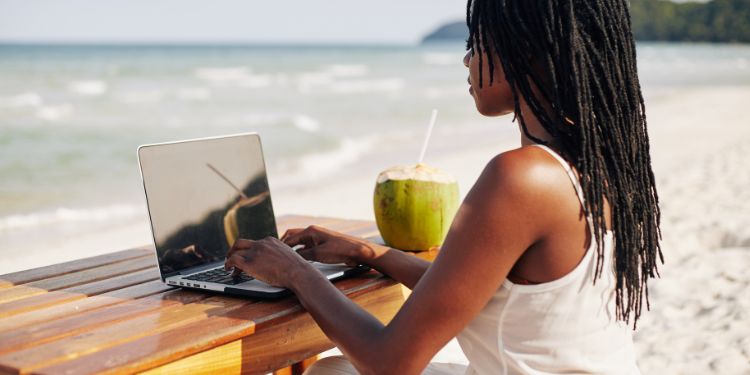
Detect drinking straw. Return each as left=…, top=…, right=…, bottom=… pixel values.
left=418, top=109, right=438, bottom=165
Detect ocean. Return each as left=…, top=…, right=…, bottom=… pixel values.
left=1, top=42, right=749, bottom=271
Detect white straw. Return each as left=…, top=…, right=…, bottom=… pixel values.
left=418, top=109, right=438, bottom=165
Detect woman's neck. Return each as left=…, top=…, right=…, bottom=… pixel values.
left=517, top=99, right=555, bottom=147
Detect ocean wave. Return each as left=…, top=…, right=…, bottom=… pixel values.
left=292, top=115, right=320, bottom=132
left=0, top=92, right=43, bottom=108
left=240, top=112, right=320, bottom=133
left=0, top=204, right=140, bottom=231
left=296, top=137, right=375, bottom=179
left=323, top=64, right=370, bottom=77
left=194, top=66, right=275, bottom=88
left=329, top=78, right=404, bottom=94
left=36, top=104, right=73, bottom=121
left=175, top=87, right=212, bottom=101
left=67, top=80, right=108, bottom=96
left=423, top=52, right=464, bottom=66
left=114, top=90, right=165, bottom=104
left=299, top=77, right=405, bottom=95
left=423, top=86, right=467, bottom=99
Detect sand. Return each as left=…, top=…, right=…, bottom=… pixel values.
left=3, top=86, right=749, bottom=373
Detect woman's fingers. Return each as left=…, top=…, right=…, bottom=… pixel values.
left=224, top=253, right=244, bottom=272
left=226, top=238, right=255, bottom=260
left=295, top=245, right=320, bottom=261
left=280, top=228, right=303, bottom=242
left=282, top=226, right=323, bottom=248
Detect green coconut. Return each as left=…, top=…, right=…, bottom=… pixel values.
left=373, top=164, right=459, bottom=251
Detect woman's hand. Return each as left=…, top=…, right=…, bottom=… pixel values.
left=223, top=237, right=313, bottom=288
left=281, top=225, right=387, bottom=267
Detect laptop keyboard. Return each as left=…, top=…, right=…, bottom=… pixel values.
left=184, top=267, right=254, bottom=285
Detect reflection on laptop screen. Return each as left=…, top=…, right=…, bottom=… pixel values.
left=139, top=134, right=277, bottom=278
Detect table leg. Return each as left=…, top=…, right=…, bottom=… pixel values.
left=272, top=355, right=318, bottom=375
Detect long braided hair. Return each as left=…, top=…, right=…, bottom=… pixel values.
left=466, top=0, right=663, bottom=327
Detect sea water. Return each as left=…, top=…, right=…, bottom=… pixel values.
left=0, top=42, right=749, bottom=271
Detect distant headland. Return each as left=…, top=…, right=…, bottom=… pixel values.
left=422, top=0, right=750, bottom=44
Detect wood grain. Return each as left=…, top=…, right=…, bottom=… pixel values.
left=0, top=295, right=256, bottom=373
left=0, top=268, right=161, bottom=319
left=0, top=288, right=208, bottom=354
left=0, top=215, right=415, bottom=375
left=0, top=280, right=170, bottom=333
left=0, top=247, right=152, bottom=289
left=32, top=274, right=399, bottom=375
left=139, top=340, right=243, bottom=375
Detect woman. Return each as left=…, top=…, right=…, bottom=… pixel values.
left=224, top=0, right=662, bottom=373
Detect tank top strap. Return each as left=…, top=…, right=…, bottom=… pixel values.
left=529, top=144, right=586, bottom=206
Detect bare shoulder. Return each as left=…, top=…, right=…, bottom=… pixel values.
left=469, top=145, right=578, bottom=233
left=478, top=145, right=568, bottom=197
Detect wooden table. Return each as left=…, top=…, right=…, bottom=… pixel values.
left=0, top=215, right=431, bottom=375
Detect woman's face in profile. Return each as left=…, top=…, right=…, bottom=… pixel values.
left=464, top=48, right=515, bottom=117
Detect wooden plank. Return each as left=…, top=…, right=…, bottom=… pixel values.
left=273, top=357, right=318, bottom=375
left=0, top=280, right=171, bottom=333
left=0, top=257, right=155, bottom=309
left=0, top=291, right=83, bottom=320
left=31, top=273, right=399, bottom=375
left=32, top=308, right=258, bottom=375
left=0, top=247, right=152, bottom=288
left=27, top=256, right=156, bottom=291
left=0, top=268, right=161, bottom=319
left=0, top=286, right=47, bottom=305
left=240, top=284, right=403, bottom=375
left=0, top=288, right=209, bottom=355
left=143, top=278, right=400, bottom=375
left=139, top=340, right=243, bottom=375
left=0, top=295, right=257, bottom=373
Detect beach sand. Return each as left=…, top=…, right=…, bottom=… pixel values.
left=3, top=85, right=749, bottom=373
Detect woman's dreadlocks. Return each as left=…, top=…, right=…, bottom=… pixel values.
left=466, top=0, right=663, bottom=327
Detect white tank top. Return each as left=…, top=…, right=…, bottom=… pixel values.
left=455, top=144, right=640, bottom=375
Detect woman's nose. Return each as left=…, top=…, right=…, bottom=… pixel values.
left=463, top=49, right=472, bottom=68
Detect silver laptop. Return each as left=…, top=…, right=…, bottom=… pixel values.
left=137, top=133, right=368, bottom=298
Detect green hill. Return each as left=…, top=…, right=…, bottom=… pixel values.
left=422, top=0, right=750, bottom=44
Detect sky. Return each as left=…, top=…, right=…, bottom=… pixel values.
left=0, top=0, right=468, bottom=44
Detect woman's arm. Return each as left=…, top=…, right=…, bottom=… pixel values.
left=226, top=150, right=553, bottom=374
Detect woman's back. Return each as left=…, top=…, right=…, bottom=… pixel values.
left=456, top=145, right=640, bottom=375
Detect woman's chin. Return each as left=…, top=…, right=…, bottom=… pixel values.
left=475, top=102, right=514, bottom=117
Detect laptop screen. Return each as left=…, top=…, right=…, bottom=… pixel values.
left=138, top=134, right=278, bottom=278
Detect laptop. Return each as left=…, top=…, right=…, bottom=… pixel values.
left=137, top=132, right=368, bottom=298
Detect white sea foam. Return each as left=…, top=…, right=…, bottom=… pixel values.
left=324, top=64, right=370, bottom=77
left=239, top=112, right=320, bottom=132
left=292, top=115, right=320, bottom=132
left=68, top=80, right=108, bottom=96
left=1, top=92, right=43, bottom=108
left=194, top=66, right=274, bottom=88
left=423, top=52, right=464, bottom=66
left=36, top=104, right=73, bottom=121
left=115, top=90, right=165, bottom=104
left=328, top=78, right=404, bottom=94
left=175, top=87, right=212, bottom=101
left=297, top=72, right=334, bottom=94
left=424, top=87, right=466, bottom=99
left=297, top=137, right=375, bottom=179
left=0, top=204, right=140, bottom=231
left=194, top=66, right=252, bottom=82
